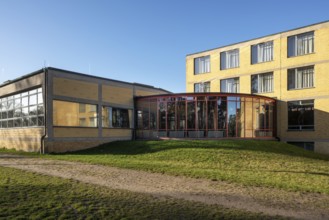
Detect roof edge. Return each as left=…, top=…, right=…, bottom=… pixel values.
left=186, top=20, right=329, bottom=57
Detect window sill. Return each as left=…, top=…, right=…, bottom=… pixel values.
left=287, top=129, right=315, bottom=132
left=288, top=87, right=315, bottom=91
left=251, top=60, right=274, bottom=65
left=194, top=72, right=211, bottom=75
left=288, top=52, right=315, bottom=58
left=53, top=126, right=98, bottom=129
left=220, top=66, right=240, bottom=71
left=252, top=91, right=274, bottom=95
left=102, top=127, right=133, bottom=130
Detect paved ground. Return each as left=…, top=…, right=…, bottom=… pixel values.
left=1, top=154, right=329, bottom=220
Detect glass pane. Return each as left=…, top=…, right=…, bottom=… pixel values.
left=217, top=98, right=227, bottom=130
left=38, top=93, right=43, bottom=104
left=208, top=101, right=216, bottom=130
left=14, top=118, right=22, bottom=127
left=112, top=108, right=129, bottom=128
left=22, top=97, right=28, bottom=107
left=187, top=102, right=195, bottom=129
left=29, top=105, right=37, bottom=116
left=8, top=119, right=14, bottom=128
left=227, top=101, right=236, bottom=137
left=102, top=107, right=110, bottom=128
left=150, top=102, right=157, bottom=129
left=29, top=117, right=37, bottom=126
left=38, top=117, right=45, bottom=126
left=197, top=101, right=206, bottom=130
left=158, top=102, right=166, bottom=129
left=29, top=89, right=37, bottom=95
left=53, top=100, right=98, bottom=127
left=37, top=105, right=44, bottom=115
left=167, top=102, right=175, bottom=130
left=29, top=95, right=37, bottom=105
left=176, top=101, right=185, bottom=130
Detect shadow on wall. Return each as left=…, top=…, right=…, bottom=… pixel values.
left=276, top=99, right=329, bottom=155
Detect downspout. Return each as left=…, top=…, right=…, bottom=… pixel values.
left=40, top=68, right=48, bottom=154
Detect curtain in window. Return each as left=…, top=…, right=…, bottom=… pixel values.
left=194, top=82, right=210, bottom=93
left=257, top=73, right=273, bottom=93
left=227, top=49, right=239, bottom=69
left=288, top=67, right=314, bottom=89
left=297, top=33, right=314, bottom=56
left=288, top=32, right=314, bottom=57
left=251, top=73, right=273, bottom=93
left=227, top=79, right=239, bottom=93
left=252, top=41, right=273, bottom=64
left=221, top=49, right=239, bottom=69
left=258, top=42, right=273, bottom=63
left=194, top=56, right=210, bottom=74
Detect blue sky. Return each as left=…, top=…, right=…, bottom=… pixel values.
left=0, top=0, right=328, bottom=93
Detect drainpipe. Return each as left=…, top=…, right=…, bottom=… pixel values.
left=40, top=68, right=48, bottom=154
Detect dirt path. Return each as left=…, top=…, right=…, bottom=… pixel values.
left=1, top=154, right=328, bottom=220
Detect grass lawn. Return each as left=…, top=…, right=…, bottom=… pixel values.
left=2, top=140, right=329, bottom=193
left=0, top=166, right=278, bottom=220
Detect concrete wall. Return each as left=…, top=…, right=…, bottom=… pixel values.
left=186, top=21, right=329, bottom=154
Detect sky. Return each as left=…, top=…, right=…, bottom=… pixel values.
left=0, top=0, right=329, bottom=93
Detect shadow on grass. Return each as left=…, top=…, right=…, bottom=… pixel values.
left=0, top=179, right=270, bottom=220
left=58, top=140, right=329, bottom=161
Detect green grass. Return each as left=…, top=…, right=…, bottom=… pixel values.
left=51, top=140, right=329, bottom=194
left=0, top=166, right=279, bottom=219
left=2, top=140, right=329, bottom=194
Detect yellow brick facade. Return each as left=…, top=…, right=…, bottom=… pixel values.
left=186, top=21, right=329, bottom=154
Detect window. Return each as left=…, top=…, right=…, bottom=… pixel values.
left=288, top=66, right=314, bottom=90
left=0, top=88, right=44, bottom=128
left=53, top=100, right=98, bottom=127
left=194, top=82, right=210, bottom=93
left=251, top=41, right=273, bottom=64
left=288, top=31, right=314, bottom=57
left=287, top=142, right=314, bottom=151
left=102, top=107, right=132, bottom=128
left=220, top=49, right=239, bottom=70
left=194, top=55, right=210, bottom=74
left=251, top=72, right=273, bottom=93
left=288, top=100, right=314, bottom=130
left=220, top=78, right=239, bottom=93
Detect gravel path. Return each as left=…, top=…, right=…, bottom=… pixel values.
left=1, top=154, right=328, bottom=220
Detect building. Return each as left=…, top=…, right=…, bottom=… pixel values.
left=135, top=93, right=276, bottom=140
left=186, top=21, right=329, bottom=154
left=0, top=67, right=168, bottom=153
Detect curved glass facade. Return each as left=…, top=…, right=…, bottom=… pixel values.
left=135, top=93, right=276, bottom=139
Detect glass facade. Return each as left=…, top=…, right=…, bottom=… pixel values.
left=53, top=100, right=98, bottom=127
left=135, top=93, right=275, bottom=139
left=102, top=106, right=133, bottom=128
left=288, top=100, right=314, bottom=130
left=0, top=88, right=44, bottom=128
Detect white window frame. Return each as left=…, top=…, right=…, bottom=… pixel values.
left=251, top=72, right=273, bottom=94
left=288, top=66, right=314, bottom=90
left=194, top=55, right=210, bottom=74
left=220, top=49, right=239, bottom=70
left=288, top=31, right=314, bottom=57
left=251, top=41, right=273, bottom=64
left=220, top=78, right=239, bottom=93
left=194, top=82, right=210, bottom=93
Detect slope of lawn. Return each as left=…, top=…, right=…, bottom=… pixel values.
left=41, top=140, right=329, bottom=194
left=0, top=166, right=278, bottom=220
left=2, top=140, right=329, bottom=193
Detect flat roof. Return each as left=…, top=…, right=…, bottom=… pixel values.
left=186, top=20, right=329, bottom=56
left=0, top=67, right=171, bottom=94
